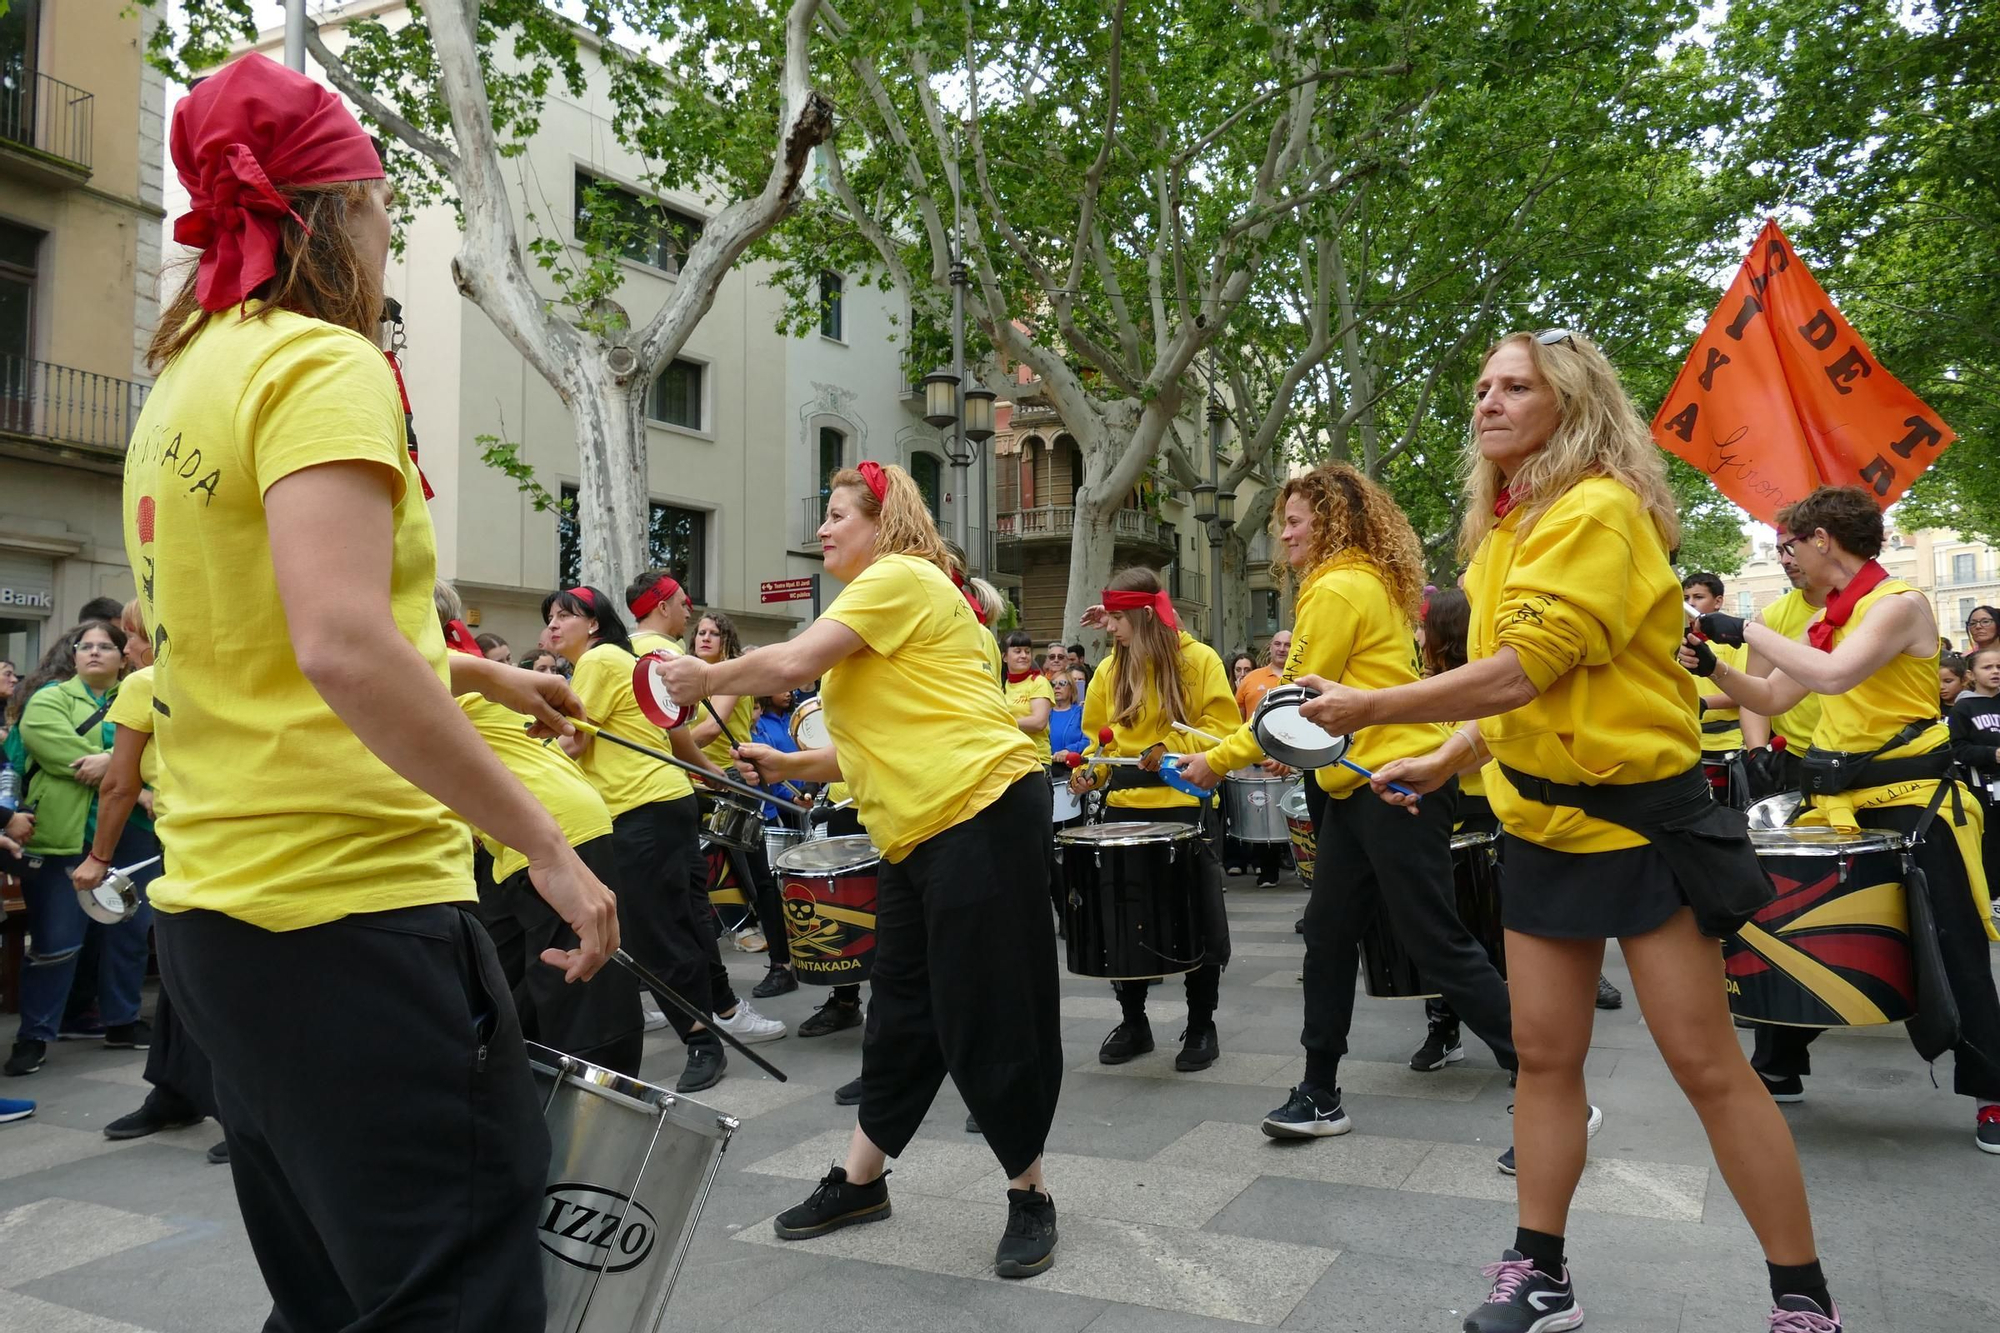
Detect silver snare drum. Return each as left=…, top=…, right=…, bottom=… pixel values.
left=1222, top=771, right=1293, bottom=843
left=1051, top=773, right=1083, bottom=824
left=529, top=1043, right=736, bottom=1333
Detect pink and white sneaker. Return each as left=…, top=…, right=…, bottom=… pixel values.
left=1769, top=1295, right=1840, bottom=1332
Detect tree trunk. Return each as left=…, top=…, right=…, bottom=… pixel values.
left=1062, top=498, right=1121, bottom=661
left=568, top=357, right=652, bottom=597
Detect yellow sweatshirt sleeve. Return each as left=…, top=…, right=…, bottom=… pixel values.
left=1492, top=511, right=1639, bottom=693
left=1081, top=655, right=1113, bottom=750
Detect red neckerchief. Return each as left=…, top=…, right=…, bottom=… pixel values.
left=949, top=566, right=987, bottom=623
left=1493, top=485, right=1520, bottom=518
left=443, top=618, right=483, bottom=656
left=1806, top=558, right=1889, bottom=653
left=1005, top=669, right=1036, bottom=684
left=384, top=349, right=435, bottom=501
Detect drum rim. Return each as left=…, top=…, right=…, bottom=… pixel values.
left=774, top=832, right=882, bottom=873
left=1449, top=830, right=1499, bottom=850
left=1057, top=821, right=1199, bottom=846
left=1749, top=827, right=1906, bottom=852
left=1250, top=688, right=1348, bottom=768
left=526, top=1041, right=739, bottom=1138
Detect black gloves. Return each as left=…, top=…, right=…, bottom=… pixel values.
left=1682, top=634, right=1718, bottom=677
left=1695, top=612, right=1747, bottom=647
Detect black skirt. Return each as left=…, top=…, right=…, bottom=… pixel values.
left=1499, top=834, right=1689, bottom=940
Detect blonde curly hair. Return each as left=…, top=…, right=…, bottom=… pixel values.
left=830, top=463, right=952, bottom=574
left=1457, top=331, right=1678, bottom=560
left=1272, top=461, right=1427, bottom=626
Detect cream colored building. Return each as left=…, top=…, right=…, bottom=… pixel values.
left=1716, top=527, right=2000, bottom=650
left=0, top=0, right=165, bottom=668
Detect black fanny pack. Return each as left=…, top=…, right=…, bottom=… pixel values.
left=1798, top=721, right=1946, bottom=796
left=1499, top=762, right=1775, bottom=938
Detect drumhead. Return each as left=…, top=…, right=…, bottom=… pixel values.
left=794, top=712, right=831, bottom=751
left=524, top=1042, right=738, bottom=1138
left=631, top=651, right=694, bottom=730
left=1252, top=692, right=1349, bottom=768
left=1057, top=822, right=1198, bottom=847
left=775, top=833, right=881, bottom=874
left=1225, top=770, right=1288, bottom=786
left=1278, top=785, right=1310, bottom=819
left=1751, top=826, right=1904, bottom=855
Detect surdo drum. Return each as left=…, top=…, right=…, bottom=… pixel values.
left=1058, top=822, right=1208, bottom=980
left=1358, top=830, right=1505, bottom=998
left=529, top=1043, right=735, bottom=1333
left=1223, top=770, right=1293, bottom=844
left=1727, top=826, right=1913, bottom=1027
left=1279, top=784, right=1316, bottom=885
left=772, top=835, right=880, bottom=984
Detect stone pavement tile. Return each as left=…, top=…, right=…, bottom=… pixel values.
left=1076, top=1047, right=1294, bottom=1086
left=0, top=1289, right=160, bottom=1333
left=0, top=1198, right=181, bottom=1286
left=1231, top=942, right=1305, bottom=958
left=1250, top=969, right=1301, bottom=989
left=698, top=1077, right=825, bottom=1123
left=955, top=1152, right=1258, bottom=1229
left=1060, top=994, right=1188, bottom=1025
left=1152, top=1120, right=1435, bottom=1192
left=0, top=1124, right=143, bottom=1183
left=741, top=1127, right=998, bottom=1198
left=75, top=1063, right=152, bottom=1090
left=735, top=1192, right=1339, bottom=1326
left=1325, top=1060, right=1497, bottom=1103
left=710, top=1253, right=1108, bottom=1333
left=1081, top=1307, right=1262, bottom=1332
left=1401, top=1142, right=1709, bottom=1222
left=1276, top=1248, right=1686, bottom=1333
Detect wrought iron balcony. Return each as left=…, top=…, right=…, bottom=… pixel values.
left=0, top=357, right=149, bottom=465
left=1170, top=562, right=1207, bottom=608
left=994, top=505, right=1177, bottom=554
left=0, top=67, right=94, bottom=178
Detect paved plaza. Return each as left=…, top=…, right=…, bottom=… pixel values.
left=3, top=874, right=1998, bottom=1332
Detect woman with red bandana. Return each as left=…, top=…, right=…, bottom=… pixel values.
left=654, top=461, right=1063, bottom=1278
left=124, top=54, right=616, bottom=1332
left=1687, top=484, right=2000, bottom=1156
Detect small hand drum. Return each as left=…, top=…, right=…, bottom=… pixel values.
left=1250, top=683, right=1351, bottom=771
left=632, top=651, right=697, bottom=730
left=789, top=697, right=831, bottom=751
left=76, top=857, right=157, bottom=924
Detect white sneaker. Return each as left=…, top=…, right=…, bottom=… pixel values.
left=641, top=999, right=670, bottom=1033
left=1586, top=1103, right=1604, bottom=1138
left=715, top=1001, right=787, bottom=1044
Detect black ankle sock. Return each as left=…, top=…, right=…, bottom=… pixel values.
left=1514, top=1227, right=1565, bottom=1280
left=1768, top=1259, right=1830, bottom=1313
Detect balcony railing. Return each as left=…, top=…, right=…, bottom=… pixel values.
left=801, top=494, right=826, bottom=546
left=1170, top=563, right=1207, bottom=607
left=995, top=505, right=1176, bottom=550
left=0, top=67, right=95, bottom=174
left=0, top=357, right=149, bottom=456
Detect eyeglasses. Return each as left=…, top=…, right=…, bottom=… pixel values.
left=1971, top=617, right=1997, bottom=628
left=1536, top=329, right=1577, bottom=348
left=1776, top=540, right=1797, bottom=558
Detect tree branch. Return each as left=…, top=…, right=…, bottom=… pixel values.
left=305, top=21, right=459, bottom=175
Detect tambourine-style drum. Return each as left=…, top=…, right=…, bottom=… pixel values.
left=529, top=1043, right=736, bottom=1333
left=1058, top=822, right=1207, bottom=980
left=700, top=793, right=763, bottom=852
left=1050, top=773, right=1083, bottom=824
left=789, top=697, right=831, bottom=751
left=1223, top=770, right=1293, bottom=843
left=1250, top=683, right=1351, bottom=771
left=1727, top=826, right=1913, bottom=1027
left=1280, top=784, right=1316, bottom=886
left=1359, top=830, right=1506, bottom=998
left=631, top=652, right=697, bottom=731
left=773, top=835, right=880, bottom=985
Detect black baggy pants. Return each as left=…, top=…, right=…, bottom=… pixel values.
left=158, top=903, right=549, bottom=1333
left=858, top=775, right=1063, bottom=1178
left=611, top=797, right=718, bottom=1045
left=1303, top=779, right=1517, bottom=1089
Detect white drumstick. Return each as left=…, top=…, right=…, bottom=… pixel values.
left=1171, top=720, right=1225, bottom=745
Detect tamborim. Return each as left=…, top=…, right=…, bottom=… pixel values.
left=1727, top=826, right=1912, bottom=1027
left=529, top=1043, right=735, bottom=1333
left=789, top=697, right=831, bottom=751
left=1280, top=784, right=1315, bottom=885
left=1051, top=773, right=1083, bottom=824
left=1222, top=770, right=1292, bottom=844
left=1249, top=683, right=1350, bottom=771
left=773, top=835, right=880, bottom=984
left=700, top=793, right=763, bottom=853
left=1057, top=822, right=1207, bottom=980
left=631, top=652, right=697, bottom=731
left=1359, top=831, right=1505, bottom=998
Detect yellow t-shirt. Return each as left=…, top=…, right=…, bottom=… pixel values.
left=820, top=554, right=1040, bottom=861
left=1809, top=579, right=1943, bottom=755
left=1208, top=555, right=1449, bottom=797
left=631, top=630, right=680, bottom=658
left=1004, top=672, right=1057, bottom=764
left=980, top=629, right=1004, bottom=686
left=1467, top=477, right=1700, bottom=853
left=122, top=303, right=471, bottom=930
left=1758, top=589, right=1824, bottom=751
left=457, top=688, right=613, bottom=883
left=104, top=665, right=162, bottom=804
left=1699, top=642, right=1748, bottom=753
left=699, top=690, right=758, bottom=770
left=1083, top=630, right=1242, bottom=810
left=569, top=642, right=694, bottom=816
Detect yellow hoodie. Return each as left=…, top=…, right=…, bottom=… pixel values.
left=1082, top=630, right=1240, bottom=810
left=1468, top=477, right=1699, bottom=853
left=1206, top=554, right=1448, bottom=797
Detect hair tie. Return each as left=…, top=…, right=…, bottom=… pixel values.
left=857, top=460, right=889, bottom=503
left=1101, top=588, right=1179, bottom=632
left=627, top=574, right=681, bottom=619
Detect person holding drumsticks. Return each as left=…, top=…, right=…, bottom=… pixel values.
left=657, top=461, right=1063, bottom=1278
left=1300, top=331, right=1836, bottom=1332
left=1685, top=485, right=2000, bottom=1155
left=1072, top=568, right=1241, bottom=1072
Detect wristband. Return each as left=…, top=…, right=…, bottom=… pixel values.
left=83, top=850, right=111, bottom=867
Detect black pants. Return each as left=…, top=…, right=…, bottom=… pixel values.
left=685, top=808, right=742, bottom=1017
left=140, top=982, right=216, bottom=1123
left=1304, top=780, right=1517, bottom=1089
left=858, top=774, right=1062, bottom=1178
left=1426, top=795, right=1501, bottom=1029
left=611, top=798, right=717, bottom=1045
left=493, top=836, right=644, bottom=1075
left=1752, top=801, right=2000, bottom=1099
left=158, top=903, right=549, bottom=1333
left=1104, top=803, right=1228, bottom=1023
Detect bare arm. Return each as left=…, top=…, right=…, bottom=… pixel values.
left=71, top=728, right=147, bottom=891
left=737, top=741, right=844, bottom=786
left=689, top=693, right=745, bottom=747
left=1016, top=698, right=1052, bottom=735
left=1744, top=591, right=1932, bottom=695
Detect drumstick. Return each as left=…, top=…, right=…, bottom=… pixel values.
left=611, top=949, right=788, bottom=1082
left=703, top=699, right=747, bottom=751
left=1334, top=755, right=1418, bottom=798
left=1171, top=720, right=1225, bottom=745
left=546, top=719, right=812, bottom=816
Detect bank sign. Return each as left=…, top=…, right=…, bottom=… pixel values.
left=0, top=587, right=53, bottom=611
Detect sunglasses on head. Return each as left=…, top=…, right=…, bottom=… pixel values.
left=1535, top=329, right=1577, bottom=348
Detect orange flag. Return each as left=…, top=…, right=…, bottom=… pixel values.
left=1651, top=219, right=1955, bottom=523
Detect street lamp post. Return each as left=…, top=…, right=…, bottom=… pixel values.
left=920, top=257, right=995, bottom=573
left=1201, top=389, right=1234, bottom=651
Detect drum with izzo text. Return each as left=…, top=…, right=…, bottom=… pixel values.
left=773, top=835, right=880, bottom=984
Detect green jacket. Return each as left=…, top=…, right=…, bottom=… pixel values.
left=19, top=675, right=115, bottom=857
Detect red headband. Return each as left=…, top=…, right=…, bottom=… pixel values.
left=857, top=460, right=889, bottom=502
left=627, top=574, right=681, bottom=619
left=1102, top=588, right=1178, bottom=631
left=565, top=586, right=596, bottom=608
left=169, top=54, right=385, bottom=312
left=442, top=619, right=484, bottom=657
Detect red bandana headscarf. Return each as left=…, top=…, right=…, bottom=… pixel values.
left=1102, top=588, right=1179, bottom=632
left=627, top=574, right=681, bottom=620
left=855, top=459, right=984, bottom=622
left=1806, top=558, right=1889, bottom=653
left=442, top=619, right=484, bottom=657
left=170, top=53, right=385, bottom=313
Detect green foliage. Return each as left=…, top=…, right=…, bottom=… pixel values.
left=476, top=434, right=573, bottom=516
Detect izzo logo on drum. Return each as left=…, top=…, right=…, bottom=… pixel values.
left=538, top=1183, right=658, bottom=1272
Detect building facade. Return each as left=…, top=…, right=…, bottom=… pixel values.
left=0, top=0, right=164, bottom=669
left=1718, top=527, right=2000, bottom=651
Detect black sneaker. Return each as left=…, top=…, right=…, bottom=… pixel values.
left=1175, top=1023, right=1219, bottom=1072
left=1463, top=1250, right=1582, bottom=1332
left=206, top=1140, right=231, bottom=1165
left=1261, top=1084, right=1351, bottom=1139
left=1256, top=871, right=1280, bottom=888
left=103, top=1020, right=153, bottom=1050
left=752, top=966, right=799, bottom=999
left=103, top=1105, right=204, bottom=1141
left=1978, top=1105, right=2000, bottom=1155
left=1098, top=1020, right=1155, bottom=1065
left=1594, top=974, right=1623, bottom=1010
left=677, top=1041, right=726, bottom=1093
left=797, top=997, right=863, bottom=1038
left=1762, top=1072, right=1805, bottom=1104
left=834, top=1076, right=864, bottom=1107
left=3, top=1041, right=45, bottom=1077
left=1410, top=1023, right=1465, bottom=1072
left=994, top=1187, right=1057, bottom=1278
left=773, top=1165, right=891, bottom=1239
left=1769, top=1294, right=1841, bottom=1331
left=1499, top=1105, right=1602, bottom=1175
